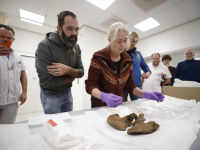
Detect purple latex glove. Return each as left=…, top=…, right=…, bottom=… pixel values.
left=100, top=92, right=123, bottom=108
left=143, top=92, right=165, bottom=102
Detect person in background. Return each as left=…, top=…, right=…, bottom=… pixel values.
left=85, top=22, right=164, bottom=108
left=35, top=11, right=84, bottom=114
left=125, top=32, right=151, bottom=101
left=162, top=54, right=175, bottom=85
left=0, top=24, right=27, bottom=124
left=143, top=53, right=171, bottom=93
left=174, top=49, right=200, bottom=83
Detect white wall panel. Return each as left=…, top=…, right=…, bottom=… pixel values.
left=11, top=27, right=45, bottom=54
left=17, top=56, right=42, bottom=114
left=137, top=18, right=200, bottom=57
left=78, top=26, right=107, bottom=109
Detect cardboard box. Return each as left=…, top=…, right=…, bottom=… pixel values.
left=162, top=86, right=200, bottom=101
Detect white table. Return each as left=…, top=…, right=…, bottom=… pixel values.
left=0, top=106, right=200, bottom=150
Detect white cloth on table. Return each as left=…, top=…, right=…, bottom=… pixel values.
left=85, top=104, right=200, bottom=150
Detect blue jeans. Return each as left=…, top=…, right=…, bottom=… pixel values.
left=40, top=88, right=73, bottom=114
left=124, top=85, right=142, bottom=101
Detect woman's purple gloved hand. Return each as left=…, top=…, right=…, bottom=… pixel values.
left=143, top=92, right=165, bottom=102
left=100, top=92, right=123, bottom=108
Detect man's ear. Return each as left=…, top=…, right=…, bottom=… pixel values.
left=11, top=38, right=15, bottom=45
left=57, top=25, right=61, bottom=33
left=108, top=38, right=111, bottom=42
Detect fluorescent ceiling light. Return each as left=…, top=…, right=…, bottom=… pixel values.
left=19, top=9, right=45, bottom=26
left=134, top=17, right=160, bottom=32
left=20, top=18, right=43, bottom=26
left=86, top=0, right=115, bottom=10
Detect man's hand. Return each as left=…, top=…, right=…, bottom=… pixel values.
left=0, top=45, right=10, bottom=56
left=47, top=63, right=71, bottom=76
left=141, top=71, right=151, bottom=79
left=19, top=92, right=27, bottom=105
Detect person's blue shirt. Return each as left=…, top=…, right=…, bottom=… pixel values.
left=173, top=59, right=200, bottom=83
left=127, top=47, right=150, bottom=86
left=6, top=49, right=12, bottom=59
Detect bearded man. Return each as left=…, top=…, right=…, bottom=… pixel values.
left=35, top=11, right=84, bottom=114
left=142, top=53, right=171, bottom=93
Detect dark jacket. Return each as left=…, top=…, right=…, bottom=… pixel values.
left=174, top=59, right=200, bottom=83
left=85, top=48, right=137, bottom=107
left=168, top=66, right=176, bottom=84
left=35, top=31, right=84, bottom=91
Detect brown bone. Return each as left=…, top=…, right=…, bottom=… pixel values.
left=132, top=114, right=146, bottom=126
left=128, top=121, right=160, bottom=134
left=107, top=113, right=138, bottom=131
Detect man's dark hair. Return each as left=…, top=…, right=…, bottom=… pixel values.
left=0, top=24, right=15, bottom=35
left=162, top=54, right=172, bottom=62
left=57, top=11, right=77, bottom=28
left=151, top=53, right=160, bottom=58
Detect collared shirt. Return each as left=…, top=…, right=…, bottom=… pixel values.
left=7, top=49, right=12, bottom=59
left=143, top=63, right=171, bottom=92
left=148, top=63, right=172, bottom=79
left=0, top=50, right=26, bottom=105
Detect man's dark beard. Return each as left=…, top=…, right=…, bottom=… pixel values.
left=61, top=29, right=77, bottom=55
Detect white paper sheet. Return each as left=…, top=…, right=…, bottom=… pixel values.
left=28, top=112, right=71, bottom=125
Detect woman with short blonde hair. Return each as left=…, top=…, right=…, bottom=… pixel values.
left=85, top=22, right=164, bottom=108
left=107, top=22, right=130, bottom=51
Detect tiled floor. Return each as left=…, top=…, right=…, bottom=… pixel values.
left=15, top=111, right=44, bottom=123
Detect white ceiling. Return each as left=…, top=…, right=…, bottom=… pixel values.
left=0, top=0, right=200, bottom=39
